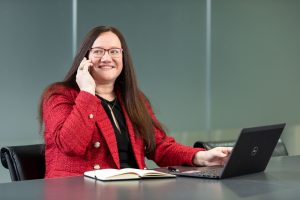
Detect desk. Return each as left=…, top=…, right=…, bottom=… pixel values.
left=1, top=155, right=300, bottom=200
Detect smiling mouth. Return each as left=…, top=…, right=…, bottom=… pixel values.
left=96, top=65, right=115, bottom=70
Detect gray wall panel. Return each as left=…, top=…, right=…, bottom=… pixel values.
left=211, top=0, right=300, bottom=129
left=0, top=0, right=72, bottom=143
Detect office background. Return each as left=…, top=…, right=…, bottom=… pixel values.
left=0, top=0, right=299, bottom=182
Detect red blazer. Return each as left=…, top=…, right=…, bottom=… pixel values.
left=43, top=86, right=203, bottom=178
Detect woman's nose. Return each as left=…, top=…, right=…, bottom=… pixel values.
left=101, top=51, right=112, bottom=61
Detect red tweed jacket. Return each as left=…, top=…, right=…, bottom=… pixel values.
left=43, top=86, right=203, bottom=178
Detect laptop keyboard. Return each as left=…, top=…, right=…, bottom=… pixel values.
left=197, top=166, right=223, bottom=177
left=181, top=166, right=223, bottom=178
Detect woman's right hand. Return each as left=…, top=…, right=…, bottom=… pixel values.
left=76, top=57, right=96, bottom=95
left=193, top=147, right=232, bottom=167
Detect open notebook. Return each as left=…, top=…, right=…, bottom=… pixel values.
left=84, top=168, right=176, bottom=181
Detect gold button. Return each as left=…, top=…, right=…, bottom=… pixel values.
left=93, top=164, right=100, bottom=170
left=94, top=141, right=101, bottom=148
left=89, top=114, right=94, bottom=119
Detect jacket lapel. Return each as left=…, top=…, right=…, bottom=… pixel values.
left=95, top=105, right=120, bottom=168
left=118, top=96, right=144, bottom=169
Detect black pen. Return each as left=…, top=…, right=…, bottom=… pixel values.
left=167, top=166, right=180, bottom=172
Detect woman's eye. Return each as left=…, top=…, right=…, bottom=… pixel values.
left=94, top=50, right=103, bottom=54
left=110, top=49, right=119, bottom=54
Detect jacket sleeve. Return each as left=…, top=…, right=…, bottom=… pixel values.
left=43, top=88, right=100, bottom=156
left=144, top=100, right=204, bottom=166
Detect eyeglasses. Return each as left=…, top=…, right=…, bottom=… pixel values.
left=89, top=47, right=123, bottom=58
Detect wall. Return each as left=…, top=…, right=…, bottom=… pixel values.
left=0, top=0, right=72, bottom=145
left=212, top=0, right=300, bottom=129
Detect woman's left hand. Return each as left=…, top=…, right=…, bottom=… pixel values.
left=193, top=147, right=233, bottom=166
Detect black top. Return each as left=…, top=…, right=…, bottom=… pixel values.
left=97, top=96, right=138, bottom=169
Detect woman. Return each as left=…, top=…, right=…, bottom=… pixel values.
left=39, top=26, right=231, bottom=178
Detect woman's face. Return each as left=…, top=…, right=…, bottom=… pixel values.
left=88, top=31, right=123, bottom=85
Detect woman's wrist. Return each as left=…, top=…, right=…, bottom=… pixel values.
left=193, top=151, right=206, bottom=166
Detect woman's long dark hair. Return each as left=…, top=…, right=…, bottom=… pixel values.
left=38, top=26, right=165, bottom=154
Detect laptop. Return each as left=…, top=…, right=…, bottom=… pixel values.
left=173, top=123, right=286, bottom=179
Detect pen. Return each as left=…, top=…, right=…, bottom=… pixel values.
left=167, top=166, right=180, bottom=172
